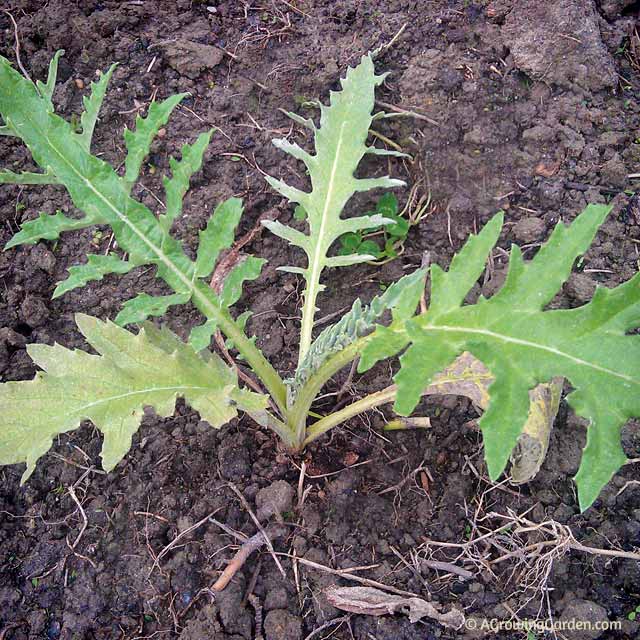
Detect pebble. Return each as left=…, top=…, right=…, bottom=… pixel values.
left=560, top=599, right=609, bottom=640
left=600, top=153, right=627, bottom=188
left=564, top=273, right=597, bottom=303
left=256, top=480, right=294, bottom=521
left=513, top=217, right=546, bottom=243
left=47, top=620, right=61, bottom=639
left=264, top=610, right=302, bottom=640
left=20, top=295, right=49, bottom=328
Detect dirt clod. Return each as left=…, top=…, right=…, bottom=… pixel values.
left=263, top=609, right=302, bottom=640
left=512, top=217, right=546, bottom=243
left=20, top=294, right=49, bottom=328
left=564, top=272, right=598, bottom=303
left=559, top=600, right=610, bottom=640
left=161, top=39, right=224, bottom=79
left=502, top=0, right=616, bottom=91
left=600, top=153, right=628, bottom=188
left=256, top=480, right=295, bottom=522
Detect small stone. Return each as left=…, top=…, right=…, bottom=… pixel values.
left=513, top=217, right=546, bottom=243
left=29, top=244, right=56, bottom=274
left=564, top=273, right=597, bottom=303
left=256, top=480, right=294, bottom=522
left=157, top=127, right=166, bottom=138
left=537, top=180, right=564, bottom=207
left=20, top=295, right=49, bottom=328
left=600, top=153, right=627, bottom=188
left=74, top=78, right=84, bottom=89
left=264, top=610, right=302, bottom=640
left=217, top=437, right=251, bottom=481
left=47, top=620, right=61, bottom=639
left=553, top=503, right=575, bottom=523
left=560, top=600, right=609, bottom=640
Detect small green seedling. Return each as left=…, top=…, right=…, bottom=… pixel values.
left=0, top=53, right=639, bottom=512
left=337, top=192, right=410, bottom=262
left=627, top=604, right=640, bottom=621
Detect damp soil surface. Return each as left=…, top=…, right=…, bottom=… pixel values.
left=1, top=1, right=640, bottom=639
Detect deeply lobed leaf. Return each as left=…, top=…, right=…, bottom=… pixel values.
left=363, top=204, right=639, bottom=510
left=79, top=63, right=118, bottom=151
left=195, top=197, right=244, bottom=278
left=123, top=94, right=186, bottom=189
left=5, top=211, right=89, bottom=248
left=0, top=315, right=268, bottom=482
left=115, top=292, right=191, bottom=326
left=0, top=56, right=261, bottom=329
left=0, top=54, right=285, bottom=411
left=161, top=130, right=214, bottom=232
left=263, top=54, right=405, bottom=362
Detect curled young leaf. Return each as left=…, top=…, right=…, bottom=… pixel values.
left=290, top=268, right=427, bottom=401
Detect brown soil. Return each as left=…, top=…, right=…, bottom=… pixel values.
left=1, top=1, right=640, bottom=639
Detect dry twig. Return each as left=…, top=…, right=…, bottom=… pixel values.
left=2, top=10, right=31, bottom=82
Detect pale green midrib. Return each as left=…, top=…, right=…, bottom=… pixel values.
left=423, top=324, right=637, bottom=385
left=300, top=120, right=347, bottom=363
left=40, top=384, right=217, bottom=415
left=8, top=111, right=226, bottom=326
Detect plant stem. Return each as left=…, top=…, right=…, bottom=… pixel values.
left=192, top=281, right=288, bottom=415
left=288, top=337, right=369, bottom=446
left=303, top=385, right=397, bottom=446
left=298, top=269, right=321, bottom=366
left=248, top=411, right=297, bottom=449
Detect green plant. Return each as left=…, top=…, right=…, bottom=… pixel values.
left=297, top=192, right=414, bottom=262
left=0, top=53, right=639, bottom=511
left=627, top=604, right=640, bottom=621
left=337, top=192, right=409, bottom=262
